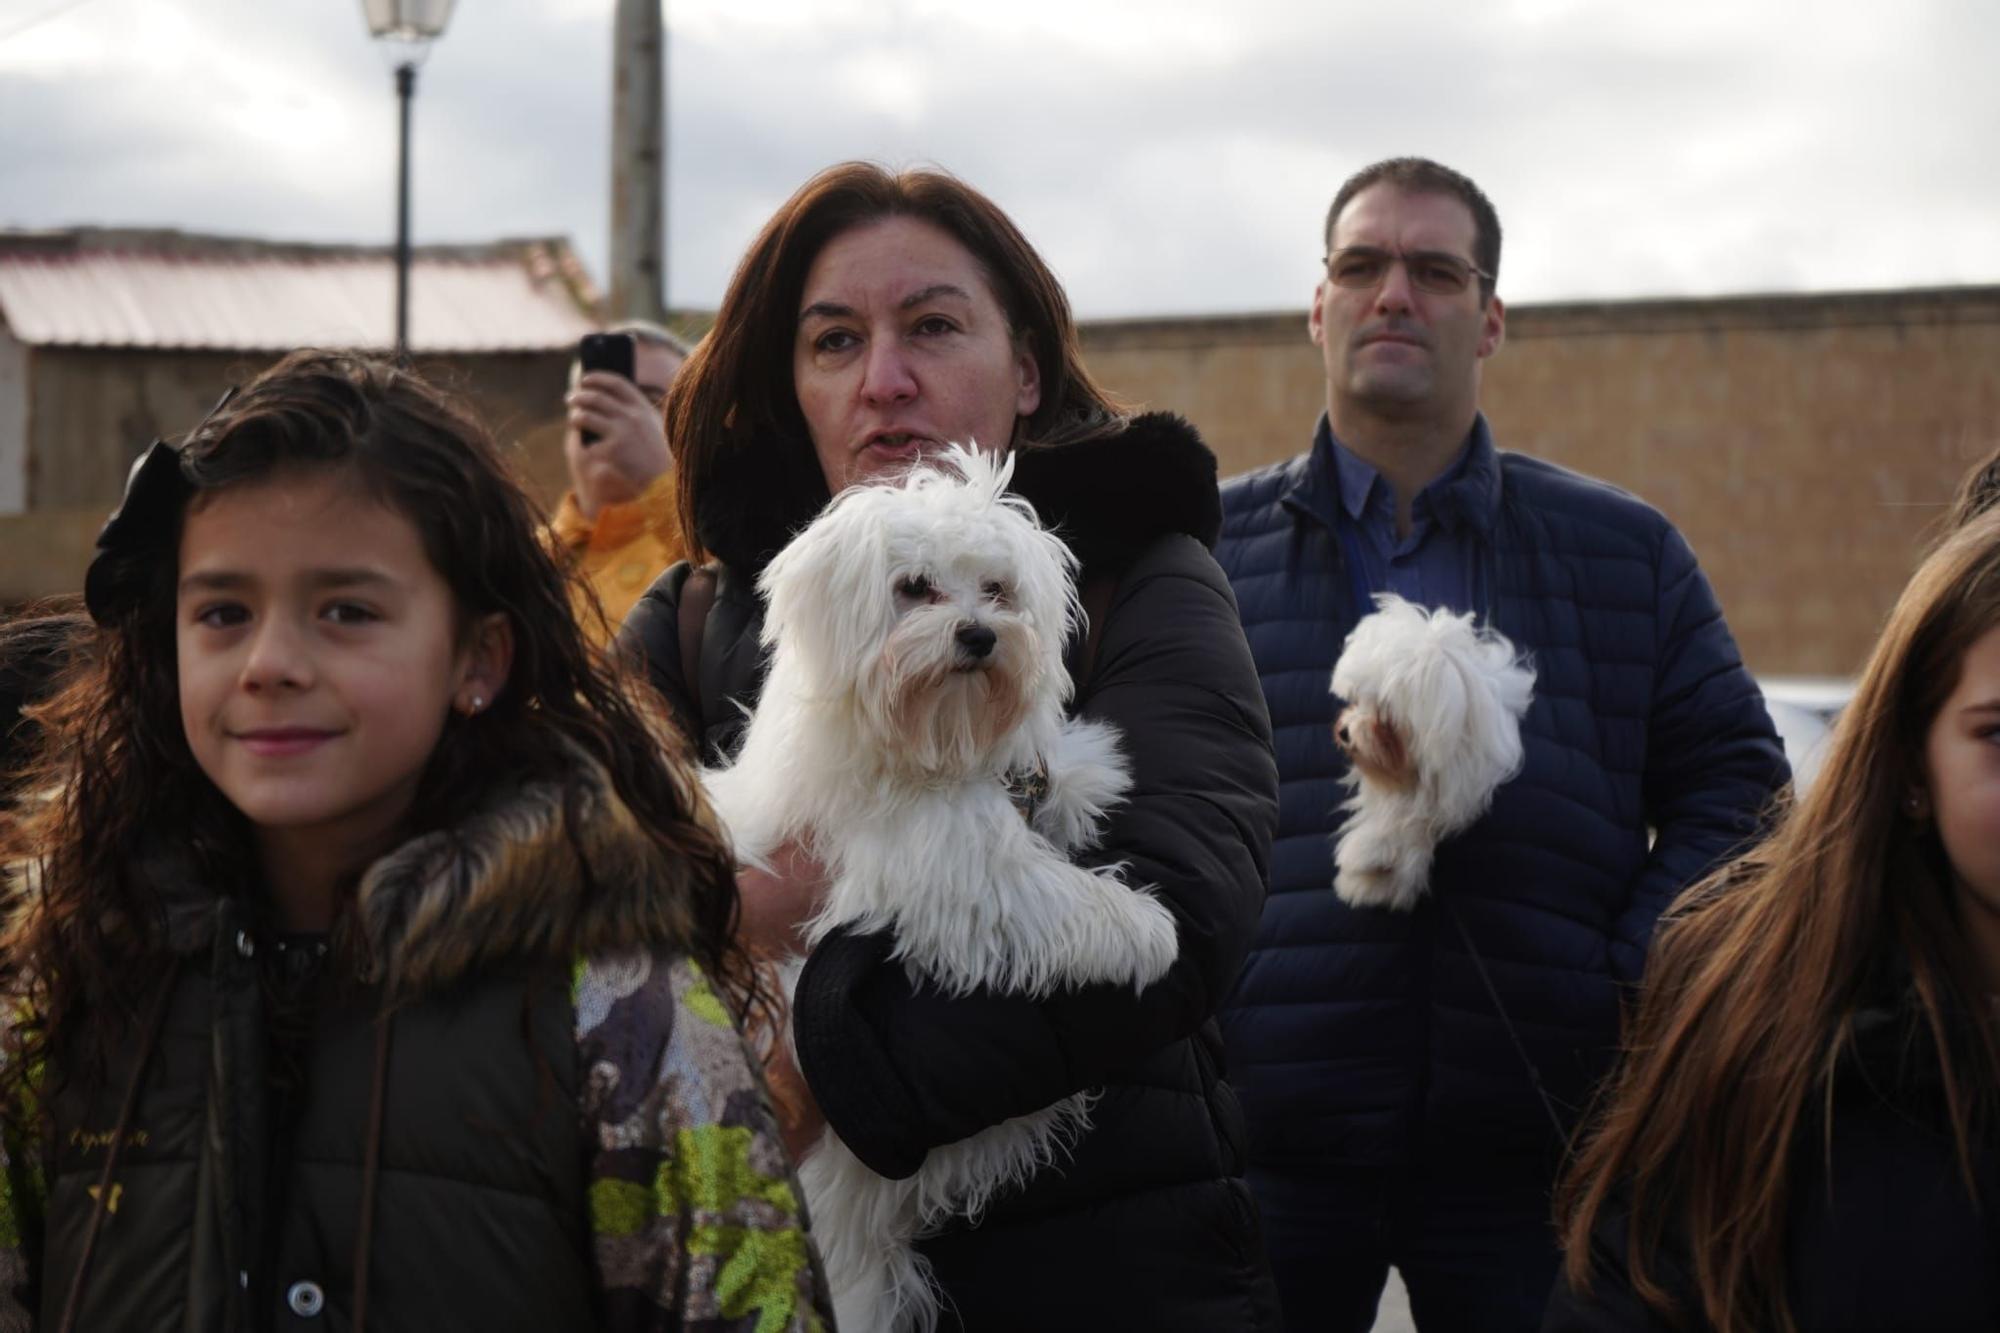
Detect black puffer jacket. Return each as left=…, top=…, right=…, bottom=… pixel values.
left=622, top=414, right=1284, bottom=1331
left=1545, top=991, right=2000, bottom=1332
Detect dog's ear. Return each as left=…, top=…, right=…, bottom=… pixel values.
left=1402, top=642, right=1474, bottom=765
left=758, top=490, right=894, bottom=674
left=1009, top=518, right=1082, bottom=692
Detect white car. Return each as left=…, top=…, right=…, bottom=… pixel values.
left=1756, top=676, right=1854, bottom=796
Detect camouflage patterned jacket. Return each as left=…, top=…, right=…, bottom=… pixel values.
left=0, top=756, right=830, bottom=1331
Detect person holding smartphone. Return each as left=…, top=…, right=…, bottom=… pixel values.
left=549, top=319, right=693, bottom=640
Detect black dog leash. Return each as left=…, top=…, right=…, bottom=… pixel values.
left=1438, top=896, right=1571, bottom=1148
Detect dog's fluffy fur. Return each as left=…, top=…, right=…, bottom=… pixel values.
left=1330, top=594, right=1535, bottom=911
left=702, top=445, right=1178, bottom=1333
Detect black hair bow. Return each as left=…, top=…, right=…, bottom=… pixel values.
left=82, top=387, right=237, bottom=624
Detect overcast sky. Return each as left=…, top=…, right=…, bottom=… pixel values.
left=2, top=0, right=1995, bottom=318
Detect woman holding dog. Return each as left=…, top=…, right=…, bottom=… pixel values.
left=622, top=163, right=1283, bottom=1330
left=1544, top=510, right=2000, bottom=1331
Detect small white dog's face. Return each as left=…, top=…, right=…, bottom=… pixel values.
left=759, top=445, right=1079, bottom=774
left=1333, top=703, right=1416, bottom=791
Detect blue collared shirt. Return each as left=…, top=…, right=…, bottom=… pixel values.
left=1324, top=417, right=1483, bottom=616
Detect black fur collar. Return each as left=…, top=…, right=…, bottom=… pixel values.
left=698, top=411, right=1220, bottom=577
left=1011, top=412, right=1221, bottom=576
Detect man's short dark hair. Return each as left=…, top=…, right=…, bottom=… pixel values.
left=1323, top=157, right=1502, bottom=300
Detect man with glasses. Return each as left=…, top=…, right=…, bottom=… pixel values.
left=1214, top=157, right=1786, bottom=1331
left=549, top=320, right=692, bottom=641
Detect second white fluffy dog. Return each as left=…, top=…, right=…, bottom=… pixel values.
left=1330, top=594, right=1536, bottom=911
left=702, top=445, right=1178, bottom=1333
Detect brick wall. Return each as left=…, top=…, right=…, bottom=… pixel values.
left=0, top=507, right=100, bottom=605
left=1078, top=287, right=2000, bottom=677
left=3, top=350, right=575, bottom=605
left=23, top=348, right=573, bottom=512
left=11, top=291, right=1995, bottom=678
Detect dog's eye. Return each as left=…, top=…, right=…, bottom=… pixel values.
left=896, top=575, right=932, bottom=600
left=981, top=580, right=1009, bottom=604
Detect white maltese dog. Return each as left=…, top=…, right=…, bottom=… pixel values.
left=1329, top=594, right=1535, bottom=911
left=702, top=444, right=1178, bottom=1333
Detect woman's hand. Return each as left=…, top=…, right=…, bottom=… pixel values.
left=735, top=840, right=828, bottom=959
left=763, top=1036, right=828, bottom=1163
left=737, top=842, right=832, bottom=1161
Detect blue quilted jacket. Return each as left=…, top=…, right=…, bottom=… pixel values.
left=1215, top=416, right=1788, bottom=1177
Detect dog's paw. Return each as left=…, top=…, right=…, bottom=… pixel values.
left=1053, top=872, right=1179, bottom=988
left=1333, top=815, right=1432, bottom=911
left=1035, top=719, right=1133, bottom=852
left=1333, top=864, right=1424, bottom=911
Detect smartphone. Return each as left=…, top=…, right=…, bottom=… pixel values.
left=576, top=332, right=636, bottom=444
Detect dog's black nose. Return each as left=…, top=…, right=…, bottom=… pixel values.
left=955, top=623, right=997, bottom=658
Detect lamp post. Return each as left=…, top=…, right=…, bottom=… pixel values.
left=358, top=0, right=457, bottom=360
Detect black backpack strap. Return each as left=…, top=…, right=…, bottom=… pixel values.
left=677, top=564, right=718, bottom=728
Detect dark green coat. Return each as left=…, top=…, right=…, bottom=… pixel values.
left=2, top=756, right=832, bottom=1333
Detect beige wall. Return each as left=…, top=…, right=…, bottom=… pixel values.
left=22, top=348, right=574, bottom=513
left=2, top=349, right=574, bottom=605
left=0, top=507, right=100, bottom=606
left=11, top=292, right=1996, bottom=678
left=1079, top=287, right=2000, bottom=678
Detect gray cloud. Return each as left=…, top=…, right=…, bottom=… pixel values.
left=0, top=0, right=1994, bottom=318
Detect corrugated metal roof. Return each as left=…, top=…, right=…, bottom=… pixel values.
left=0, top=237, right=600, bottom=352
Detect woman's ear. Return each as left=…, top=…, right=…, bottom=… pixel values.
left=1013, top=333, right=1042, bottom=419
left=455, top=612, right=515, bottom=715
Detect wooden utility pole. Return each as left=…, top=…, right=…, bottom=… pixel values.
left=609, top=0, right=666, bottom=321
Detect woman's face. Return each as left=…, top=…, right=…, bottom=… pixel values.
left=794, top=216, right=1042, bottom=495
left=1925, top=621, right=2000, bottom=985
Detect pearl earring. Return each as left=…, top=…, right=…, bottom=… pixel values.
left=466, top=694, right=485, bottom=715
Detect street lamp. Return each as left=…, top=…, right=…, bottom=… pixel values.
left=358, top=0, right=457, bottom=359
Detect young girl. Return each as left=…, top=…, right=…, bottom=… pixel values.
left=1547, top=511, right=2000, bottom=1332
left=0, top=352, right=831, bottom=1331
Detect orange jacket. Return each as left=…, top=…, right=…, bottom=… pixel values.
left=549, top=472, right=684, bottom=645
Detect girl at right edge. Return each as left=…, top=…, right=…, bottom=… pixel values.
left=1547, top=510, right=2000, bottom=1331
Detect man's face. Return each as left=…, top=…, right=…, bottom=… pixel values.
left=1310, top=185, right=1504, bottom=424
left=632, top=340, right=682, bottom=410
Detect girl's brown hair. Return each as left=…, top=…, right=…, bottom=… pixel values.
left=3, top=351, right=758, bottom=1089
left=1555, top=509, right=2000, bottom=1332
left=667, top=161, right=1125, bottom=569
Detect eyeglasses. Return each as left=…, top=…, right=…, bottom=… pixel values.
left=1323, top=246, right=1493, bottom=296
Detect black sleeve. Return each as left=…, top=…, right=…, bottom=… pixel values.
left=616, top=561, right=700, bottom=743
left=794, top=536, right=1278, bottom=1178
left=1613, top=526, right=1789, bottom=983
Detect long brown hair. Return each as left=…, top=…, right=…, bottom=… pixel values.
left=1556, top=510, right=2000, bottom=1332
left=3, top=351, right=758, bottom=1092
left=1944, top=442, right=2000, bottom=537
left=667, top=161, right=1125, bottom=569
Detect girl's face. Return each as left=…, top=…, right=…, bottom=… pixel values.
left=176, top=470, right=508, bottom=877
left=1925, top=622, right=2000, bottom=985
left=793, top=216, right=1042, bottom=495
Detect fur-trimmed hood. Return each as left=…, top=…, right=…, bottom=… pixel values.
left=117, top=749, right=717, bottom=1000
left=698, top=411, right=1222, bottom=577
left=354, top=754, right=711, bottom=998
